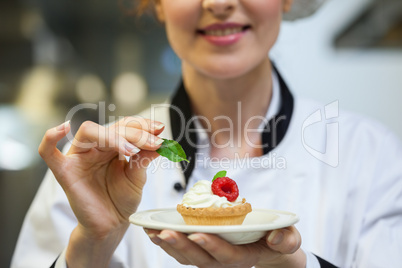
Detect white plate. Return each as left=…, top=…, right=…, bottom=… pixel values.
left=129, top=208, right=299, bottom=245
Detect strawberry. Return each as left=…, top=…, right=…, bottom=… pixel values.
left=211, top=177, right=239, bottom=202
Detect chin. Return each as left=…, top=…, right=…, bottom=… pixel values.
left=199, top=61, right=256, bottom=80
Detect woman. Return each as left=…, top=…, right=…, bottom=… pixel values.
left=12, top=0, right=402, bottom=267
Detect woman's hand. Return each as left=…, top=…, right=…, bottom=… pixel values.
left=146, top=226, right=305, bottom=268
left=38, top=117, right=164, bottom=267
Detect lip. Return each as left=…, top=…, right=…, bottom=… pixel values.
left=198, top=23, right=250, bottom=46
left=200, top=22, right=247, bottom=31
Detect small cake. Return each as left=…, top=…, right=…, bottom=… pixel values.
left=177, top=172, right=252, bottom=225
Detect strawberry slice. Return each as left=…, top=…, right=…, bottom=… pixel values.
left=211, top=177, right=239, bottom=202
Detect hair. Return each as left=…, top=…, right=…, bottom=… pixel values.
left=137, top=0, right=153, bottom=14
left=119, top=0, right=154, bottom=16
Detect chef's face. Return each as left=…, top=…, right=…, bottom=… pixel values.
left=155, top=0, right=292, bottom=79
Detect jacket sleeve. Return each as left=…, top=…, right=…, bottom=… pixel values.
left=10, top=168, right=76, bottom=268
left=354, top=131, right=402, bottom=267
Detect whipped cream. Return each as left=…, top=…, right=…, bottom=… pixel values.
left=182, top=180, right=244, bottom=208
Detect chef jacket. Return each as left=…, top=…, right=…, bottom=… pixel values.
left=11, top=67, right=402, bottom=268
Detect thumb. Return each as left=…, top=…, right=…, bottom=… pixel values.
left=266, top=226, right=302, bottom=254
left=125, top=150, right=160, bottom=178
left=130, top=150, right=161, bottom=170
left=137, top=150, right=161, bottom=169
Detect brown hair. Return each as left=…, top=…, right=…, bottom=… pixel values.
left=119, top=0, right=154, bottom=16
left=137, top=0, right=153, bottom=14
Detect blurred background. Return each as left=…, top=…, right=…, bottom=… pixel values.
left=0, top=0, right=401, bottom=266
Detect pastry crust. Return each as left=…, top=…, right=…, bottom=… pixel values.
left=177, top=200, right=252, bottom=225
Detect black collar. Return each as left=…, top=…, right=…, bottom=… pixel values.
left=169, top=65, right=294, bottom=188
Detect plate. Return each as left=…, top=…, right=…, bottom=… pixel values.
left=129, top=208, right=299, bottom=245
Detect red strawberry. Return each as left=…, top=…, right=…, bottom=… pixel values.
left=211, top=177, right=239, bottom=202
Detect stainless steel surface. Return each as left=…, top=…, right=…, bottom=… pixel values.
left=335, top=0, right=402, bottom=48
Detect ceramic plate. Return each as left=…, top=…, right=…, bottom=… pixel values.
left=129, top=208, right=299, bottom=245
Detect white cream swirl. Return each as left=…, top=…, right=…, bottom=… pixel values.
left=182, top=180, right=243, bottom=208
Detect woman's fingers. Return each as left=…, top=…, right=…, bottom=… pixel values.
left=144, top=227, right=302, bottom=267
left=114, top=117, right=165, bottom=151
left=186, top=233, right=257, bottom=266
left=69, top=120, right=164, bottom=156
left=146, top=230, right=215, bottom=267
left=115, top=126, right=164, bottom=150
left=68, top=121, right=126, bottom=155
left=149, top=231, right=260, bottom=267
left=146, top=229, right=191, bottom=265
left=116, top=116, right=165, bottom=135
left=38, top=121, right=70, bottom=171
left=266, top=226, right=302, bottom=254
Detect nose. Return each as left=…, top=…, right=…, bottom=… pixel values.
left=202, top=0, right=236, bottom=17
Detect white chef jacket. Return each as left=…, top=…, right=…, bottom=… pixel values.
left=11, top=71, right=402, bottom=268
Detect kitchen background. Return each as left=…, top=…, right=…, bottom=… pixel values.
left=1, top=0, right=401, bottom=266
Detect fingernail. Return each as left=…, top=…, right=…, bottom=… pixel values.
left=125, top=143, right=140, bottom=154
left=152, top=122, right=165, bottom=130
left=158, top=233, right=176, bottom=244
left=148, top=233, right=162, bottom=244
left=149, top=136, right=164, bottom=146
left=268, top=230, right=284, bottom=245
left=188, top=234, right=205, bottom=246
left=154, top=137, right=164, bottom=145
left=56, top=120, right=70, bottom=131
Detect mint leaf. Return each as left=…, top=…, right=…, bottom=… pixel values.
left=156, top=139, right=190, bottom=163
left=213, top=170, right=227, bottom=181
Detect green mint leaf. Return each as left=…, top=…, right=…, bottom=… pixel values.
left=213, top=170, right=227, bottom=182
left=156, top=139, right=190, bottom=163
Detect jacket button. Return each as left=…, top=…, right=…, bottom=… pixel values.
left=173, top=182, right=184, bottom=192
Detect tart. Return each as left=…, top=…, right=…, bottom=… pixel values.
left=177, top=172, right=252, bottom=225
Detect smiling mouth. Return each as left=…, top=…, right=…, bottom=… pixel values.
left=198, top=26, right=251, bottom=36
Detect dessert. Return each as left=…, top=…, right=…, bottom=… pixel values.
left=177, top=171, right=252, bottom=225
